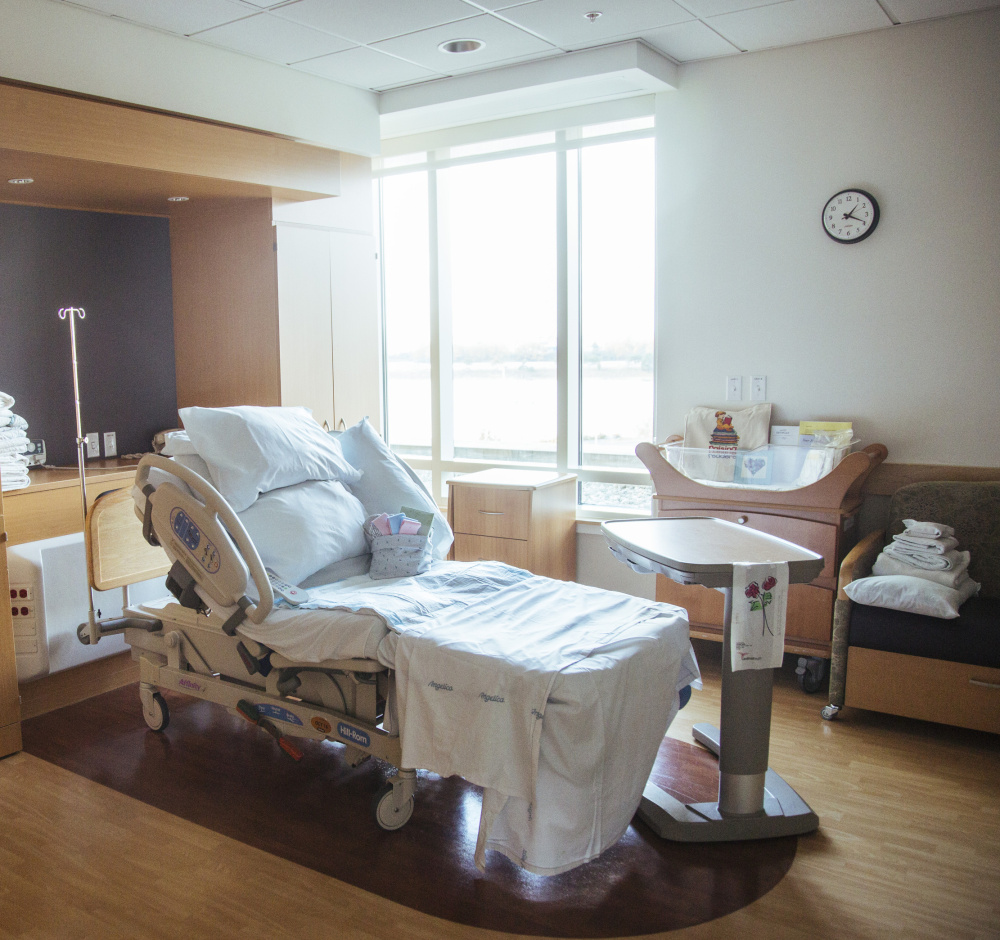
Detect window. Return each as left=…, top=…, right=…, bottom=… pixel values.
left=377, top=116, right=654, bottom=513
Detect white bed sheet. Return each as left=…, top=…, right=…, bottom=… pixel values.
left=238, top=561, right=698, bottom=874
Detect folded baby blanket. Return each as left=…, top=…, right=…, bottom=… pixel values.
left=883, top=543, right=965, bottom=570
left=891, top=533, right=959, bottom=554
left=902, top=519, right=955, bottom=540
left=873, top=551, right=971, bottom=589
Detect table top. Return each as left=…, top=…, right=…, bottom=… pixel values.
left=601, top=516, right=824, bottom=588
left=446, top=468, right=576, bottom=490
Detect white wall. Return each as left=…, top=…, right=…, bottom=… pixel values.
left=654, top=10, right=1000, bottom=467
left=0, top=0, right=380, bottom=156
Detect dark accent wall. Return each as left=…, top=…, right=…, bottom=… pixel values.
left=0, top=204, right=177, bottom=466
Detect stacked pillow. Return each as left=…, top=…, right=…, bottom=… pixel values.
left=163, top=407, right=452, bottom=587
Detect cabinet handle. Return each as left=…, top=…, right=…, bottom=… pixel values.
left=969, top=678, right=1000, bottom=690
left=737, top=516, right=748, bottom=525
left=478, top=510, right=504, bottom=515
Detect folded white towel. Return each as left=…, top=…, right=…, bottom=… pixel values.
left=4, top=414, right=28, bottom=431
left=0, top=392, right=14, bottom=410
left=891, top=533, right=959, bottom=554
left=873, top=551, right=971, bottom=588
left=883, top=543, right=965, bottom=570
left=902, top=519, right=955, bottom=539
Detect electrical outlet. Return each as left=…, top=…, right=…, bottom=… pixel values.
left=726, top=376, right=743, bottom=401
left=751, top=375, right=767, bottom=401
left=103, top=431, right=117, bottom=458
left=85, top=432, right=100, bottom=458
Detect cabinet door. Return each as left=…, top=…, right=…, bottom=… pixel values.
left=452, top=488, right=531, bottom=540
left=454, top=534, right=529, bottom=569
left=0, top=524, right=24, bottom=755
left=656, top=578, right=834, bottom=652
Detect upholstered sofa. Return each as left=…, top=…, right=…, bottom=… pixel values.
left=825, top=481, right=1000, bottom=733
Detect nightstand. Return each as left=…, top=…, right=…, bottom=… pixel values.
left=446, top=469, right=577, bottom=581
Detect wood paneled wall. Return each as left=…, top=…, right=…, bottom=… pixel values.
left=170, top=198, right=281, bottom=409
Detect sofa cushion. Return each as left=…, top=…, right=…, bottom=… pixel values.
left=848, top=595, right=1000, bottom=668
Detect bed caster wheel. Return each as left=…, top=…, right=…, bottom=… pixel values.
left=142, top=691, right=170, bottom=732
left=821, top=704, right=840, bottom=721
left=373, top=782, right=413, bottom=831
left=796, top=656, right=826, bottom=694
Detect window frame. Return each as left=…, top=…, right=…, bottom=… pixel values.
left=375, top=118, right=656, bottom=519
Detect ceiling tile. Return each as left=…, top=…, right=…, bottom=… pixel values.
left=192, top=12, right=354, bottom=63
left=497, top=0, right=694, bottom=48
left=65, top=0, right=252, bottom=35
left=295, top=45, right=441, bottom=89
left=641, top=20, right=743, bottom=62
left=272, top=0, right=479, bottom=45
left=707, top=0, right=892, bottom=52
left=372, top=13, right=557, bottom=71
left=881, top=0, right=1000, bottom=22
left=675, top=0, right=789, bottom=15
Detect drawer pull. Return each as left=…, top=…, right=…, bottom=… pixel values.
left=969, top=678, right=1000, bottom=690
left=478, top=510, right=505, bottom=515
left=737, top=516, right=748, bottom=525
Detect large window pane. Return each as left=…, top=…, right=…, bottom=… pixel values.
left=442, top=153, right=558, bottom=463
left=580, top=138, right=655, bottom=469
left=381, top=172, right=431, bottom=453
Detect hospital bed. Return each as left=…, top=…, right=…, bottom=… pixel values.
left=77, top=411, right=698, bottom=875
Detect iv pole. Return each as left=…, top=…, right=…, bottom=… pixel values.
left=59, top=307, right=100, bottom=641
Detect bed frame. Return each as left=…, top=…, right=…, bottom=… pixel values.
left=80, top=478, right=417, bottom=829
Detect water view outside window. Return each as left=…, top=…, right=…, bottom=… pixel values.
left=580, top=137, right=655, bottom=470
left=442, top=152, right=558, bottom=463
left=378, top=120, right=655, bottom=511
left=381, top=170, right=431, bottom=453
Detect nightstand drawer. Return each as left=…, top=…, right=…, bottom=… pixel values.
left=452, top=487, right=530, bottom=540
left=454, top=534, right=529, bottom=569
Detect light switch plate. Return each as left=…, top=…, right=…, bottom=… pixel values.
left=726, top=376, right=743, bottom=401
left=85, top=432, right=100, bottom=458
left=751, top=375, right=767, bottom=401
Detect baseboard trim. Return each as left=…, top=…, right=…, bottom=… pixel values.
left=18, top=652, right=139, bottom=720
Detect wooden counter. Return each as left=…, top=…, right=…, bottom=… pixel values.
left=4, top=462, right=141, bottom=547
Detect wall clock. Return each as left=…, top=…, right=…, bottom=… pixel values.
left=822, top=189, right=879, bottom=243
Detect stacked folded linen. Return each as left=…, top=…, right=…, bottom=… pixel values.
left=873, top=518, right=973, bottom=587
left=0, top=392, right=32, bottom=492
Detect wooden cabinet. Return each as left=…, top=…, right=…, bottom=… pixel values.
left=447, top=470, right=577, bottom=582
left=0, top=489, right=23, bottom=757
left=636, top=442, right=887, bottom=658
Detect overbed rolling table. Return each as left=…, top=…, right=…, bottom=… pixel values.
left=602, top=516, right=825, bottom=842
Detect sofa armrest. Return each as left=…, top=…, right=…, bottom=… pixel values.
left=837, top=530, right=885, bottom=600
left=827, top=529, right=884, bottom=714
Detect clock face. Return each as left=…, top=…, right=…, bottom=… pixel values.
left=822, top=189, right=879, bottom=243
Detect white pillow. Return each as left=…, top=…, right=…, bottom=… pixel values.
left=332, top=418, right=453, bottom=560
left=844, top=574, right=980, bottom=620
left=180, top=406, right=362, bottom=513
left=170, top=453, right=215, bottom=485
left=159, top=429, right=199, bottom=457
left=237, top=479, right=368, bottom=585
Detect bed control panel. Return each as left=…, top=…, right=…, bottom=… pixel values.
left=266, top=569, right=309, bottom=606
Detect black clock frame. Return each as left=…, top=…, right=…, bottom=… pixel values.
left=822, top=188, right=880, bottom=244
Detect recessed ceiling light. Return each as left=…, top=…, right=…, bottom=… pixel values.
left=7, top=178, right=33, bottom=185
left=438, top=38, right=484, bottom=54
left=584, top=11, right=603, bottom=23
left=167, top=196, right=189, bottom=202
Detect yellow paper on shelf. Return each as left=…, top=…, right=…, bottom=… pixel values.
left=798, top=421, right=852, bottom=434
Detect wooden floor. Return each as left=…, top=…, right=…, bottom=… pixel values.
left=2, top=641, right=999, bottom=940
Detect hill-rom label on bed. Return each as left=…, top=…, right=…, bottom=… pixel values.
left=337, top=722, right=371, bottom=748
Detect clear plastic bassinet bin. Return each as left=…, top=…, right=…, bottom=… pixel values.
left=662, top=439, right=857, bottom=490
